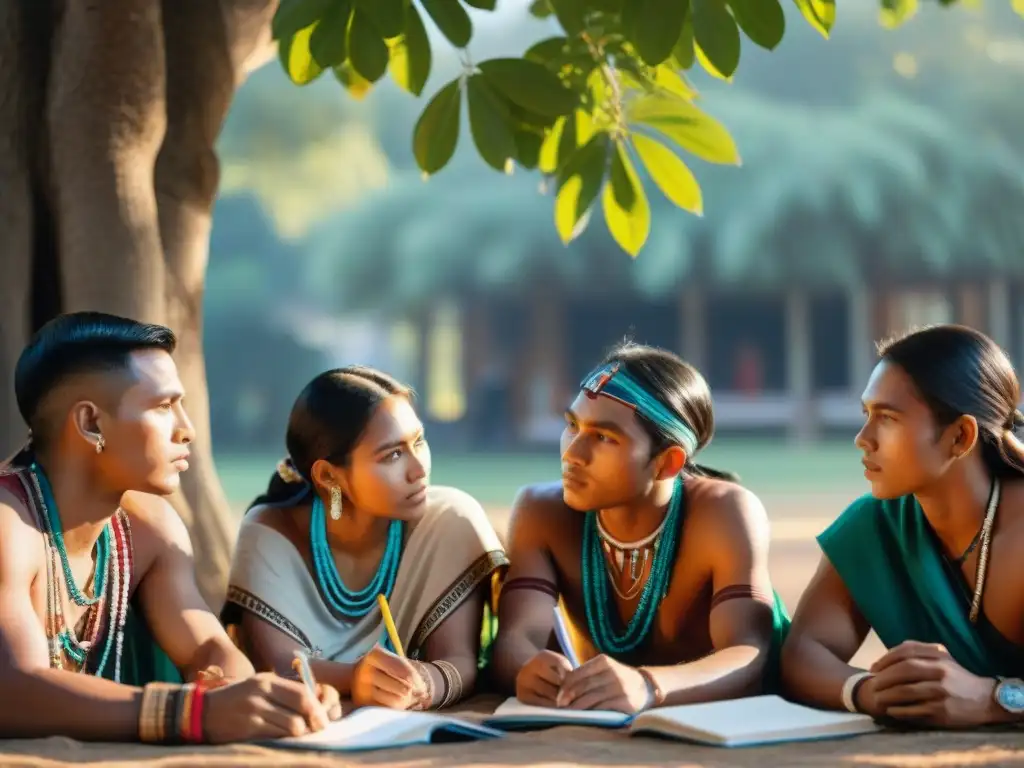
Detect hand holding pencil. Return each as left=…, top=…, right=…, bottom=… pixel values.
left=351, top=594, right=430, bottom=710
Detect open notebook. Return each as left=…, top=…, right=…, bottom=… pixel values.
left=485, top=695, right=881, bottom=747
left=269, top=707, right=505, bottom=752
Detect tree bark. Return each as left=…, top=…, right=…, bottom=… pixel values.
left=0, top=0, right=37, bottom=449
left=154, top=0, right=254, bottom=608
left=47, top=0, right=168, bottom=322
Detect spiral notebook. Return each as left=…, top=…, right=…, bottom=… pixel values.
left=485, top=695, right=881, bottom=747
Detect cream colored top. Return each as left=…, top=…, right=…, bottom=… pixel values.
left=225, top=485, right=507, bottom=661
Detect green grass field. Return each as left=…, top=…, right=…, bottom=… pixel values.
left=214, top=438, right=867, bottom=518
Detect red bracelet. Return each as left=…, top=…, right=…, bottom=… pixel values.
left=189, top=684, right=206, bottom=743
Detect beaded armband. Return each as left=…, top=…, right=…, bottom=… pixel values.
left=139, top=682, right=207, bottom=744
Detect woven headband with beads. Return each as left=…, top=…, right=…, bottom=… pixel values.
left=581, top=362, right=700, bottom=456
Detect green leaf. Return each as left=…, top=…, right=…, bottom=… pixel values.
left=348, top=8, right=389, bottom=82
left=555, top=132, right=609, bottom=244
left=671, top=12, right=695, bottom=69
left=525, top=36, right=570, bottom=65
left=464, top=0, right=498, bottom=9
left=355, top=0, right=406, bottom=38
left=630, top=132, right=702, bottom=214
left=655, top=65, right=697, bottom=100
left=692, top=0, right=740, bottom=79
left=728, top=0, right=785, bottom=50
left=421, top=0, right=473, bottom=47
left=791, top=0, right=835, bottom=38
left=1015, top=0, right=1024, bottom=18
left=309, top=0, right=352, bottom=68
left=467, top=75, right=517, bottom=172
left=333, top=61, right=373, bottom=98
left=879, top=0, right=918, bottom=29
left=507, top=101, right=559, bottom=130
left=478, top=58, right=577, bottom=118
left=529, top=0, right=555, bottom=18
left=272, top=0, right=333, bottom=40
left=548, top=0, right=587, bottom=34
left=539, top=117, right=567, bottom=173
left=619, top=60, right=697, bottom=101
left=603, top=140, right=650, bottom=257
left=279, top=24, right=325, bottom=85
left=413, top=79, right=462, bottom=175
left=388, top=3, right=431, bottom=95
left=538, top=110, right=595, bottom=174
left=513, top=130, right=544, bottom=169
left=623, top=0, right=689, bottom=66
left=628, top=93, right=740, bottom=165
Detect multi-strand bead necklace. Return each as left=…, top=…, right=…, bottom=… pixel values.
left=24, top=463, right=132, bottom=680
left=581, top=478, right=684, bottom=656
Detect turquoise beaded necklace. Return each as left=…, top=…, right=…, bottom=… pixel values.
left=581, top=477, right=685, bottom=656
left=309, top=494, right=404, bottom=619
left=28, top=462, right=125, bottom=678
left=33, top=462, right=111, bottom=607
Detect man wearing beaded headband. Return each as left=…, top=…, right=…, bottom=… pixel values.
left=493, top=343, right=790, bottom=713
left=0, top=312, right=340, bottom=743
left=783, top=325, right=1024, bottom=728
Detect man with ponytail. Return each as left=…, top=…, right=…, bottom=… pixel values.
left=0, top=312, right=339, bottom=743
left=493, top=342, right=790, bottom=713
left=783, top=324, right=1024, bottom=728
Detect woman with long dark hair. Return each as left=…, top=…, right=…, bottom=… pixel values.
left=222, top=366, right=508, bottom=711
left=782, top=324, right=1024, bottom=727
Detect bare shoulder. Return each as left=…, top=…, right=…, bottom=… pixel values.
left=120, top=491, right=192, bottom=550
left=0, top=485, right=43, bottom=581
left=684, top=476, right=770, bottom=549
left=506, top=481, right=571, bottom=545
left=1000, top=478, right=1024, bottom=531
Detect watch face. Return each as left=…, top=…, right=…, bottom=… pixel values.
left=997, top=680, right=1024, bottom=713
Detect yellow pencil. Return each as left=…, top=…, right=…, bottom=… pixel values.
left=377, top=593, right=405, bottom=657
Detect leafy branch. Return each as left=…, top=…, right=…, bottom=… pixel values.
left=270, top=0, right=1007, bottom=257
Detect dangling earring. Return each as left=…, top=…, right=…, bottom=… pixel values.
left=329, top=486, right=342, bottom=520
left=95, top=435, right=105, bottom=454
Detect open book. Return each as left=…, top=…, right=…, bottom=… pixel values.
left=269, top=707, right=505, bottom=752
left=485, top=695, right=881, bottom=747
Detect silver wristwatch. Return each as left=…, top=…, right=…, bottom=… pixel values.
left=993, top=678, right=1024, bottom=714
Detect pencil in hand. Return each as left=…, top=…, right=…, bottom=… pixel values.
left=377, top=593, right=405, bottom=657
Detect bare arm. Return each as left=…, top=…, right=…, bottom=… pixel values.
left=779, top=553, right=871, bottom=710
left=129, top=495, right=254, bottom=681
left=239, top=608, right=356, bottom=697
left=643, top=487, right=778, bottom=705
left=0, top=494, right=142, bottom=740
left=492, top=488, right=561, bottom=691
left=418, top=583, right=488, bottom=705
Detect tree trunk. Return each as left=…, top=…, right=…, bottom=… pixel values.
left=47, top=0, right=168, bottom=322
left=0, top=0, right=280, bottom=609
left=0, top=0, right=37, bottom=451
left=155, top=0, right=246, bottom=609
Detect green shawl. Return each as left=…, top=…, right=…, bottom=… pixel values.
left=819, top=493, right=1024, bottom=678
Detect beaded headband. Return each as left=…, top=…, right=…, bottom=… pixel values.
left=581, top=362, right=700, bottom=456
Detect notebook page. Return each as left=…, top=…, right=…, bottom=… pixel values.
left=488, top=697, right=630, bottom=727
left=273, top=708, right=453, bottom=751
left=633, top=695, right=880, bottom=746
